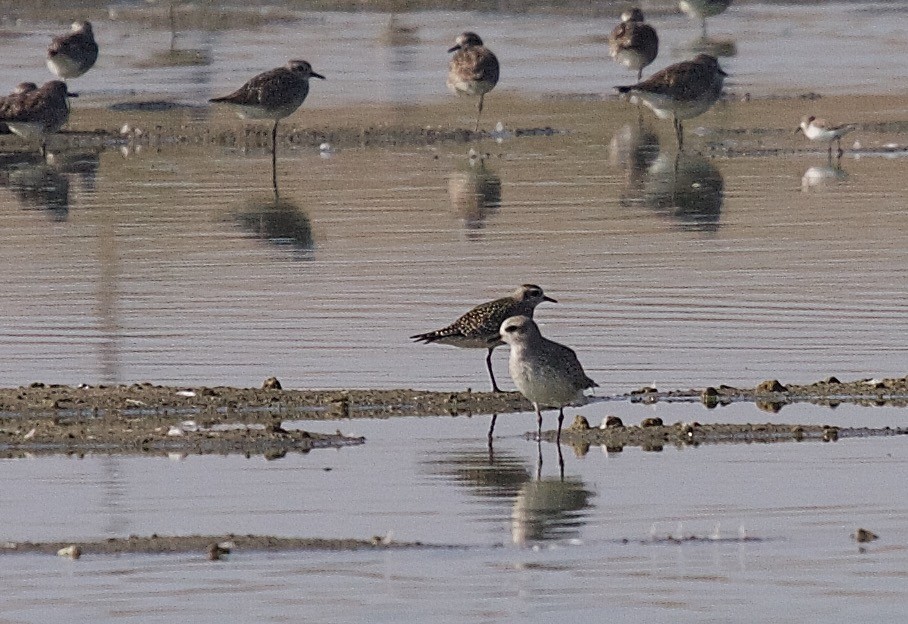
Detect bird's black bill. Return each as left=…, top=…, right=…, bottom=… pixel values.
left=543, top=296, right=558, bottom=303
left=311, top=72, right=326, bottom=80
left=68, top=92, right=79, bottom=97
left=447, top=45, right=461, bottom=53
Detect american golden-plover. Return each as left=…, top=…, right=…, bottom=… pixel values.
left=47, top=21, right=99, bottom=80
left=499, top=315, right=597, bottom=443
left=796, top=116, right=856, bottom=159
left=411, top=284, right=556, bottom=393
left=0, top=80, right=78, bottom=155
left=609, top=7, right=659, bottom=81
left=210, top=60, right=325, bottom=190
left=447, top=32, right=499, bottom=133
left=678, top=0, right=732, bottom=37
left=616, top=53, right=726, bottom=150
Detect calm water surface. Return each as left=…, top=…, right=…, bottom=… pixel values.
left=1, top=3, right=908, bottom=622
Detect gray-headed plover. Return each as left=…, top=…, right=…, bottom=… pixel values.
left=0, top=80, right=78, bottom=155
left=499, top=315, right=598, bottom=443
left=679, top=0, right=732, bottom=37
left=616, top=54, right=726, bottom=150
left=796, top=115, right=856, bottom=159
left=609, top=7, right=659, bottom=81
left=447, top=32, right=500, bottom=133
left=210, top=60, right=325, bottom=190
left=47, top=21, right=99, bottom=80
left=411, top=284, right=556, bottom=393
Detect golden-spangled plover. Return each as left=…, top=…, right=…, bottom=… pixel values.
left=47, top=21, right=99, bottom=80
left=796, top=115, right=856, bottom=159
left=0, top=80, right=78, bottom=155
left=447, top=31, right=500, bottom=133
left=616, top=53, right=726, bottom=149
left=209, top=60, right=325, bottom=190
left=411, top=284, right=556, bottom=393
left=609, top=7, right=659, bottom=81
left=499, top=315, right=597, bottom=443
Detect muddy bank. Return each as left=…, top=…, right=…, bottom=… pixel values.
left=2, top=534, right=446, bottom=558
left=551, top=416, right=908, bottom=454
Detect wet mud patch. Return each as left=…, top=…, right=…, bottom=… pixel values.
left=2, top=534, right=450, bottom=558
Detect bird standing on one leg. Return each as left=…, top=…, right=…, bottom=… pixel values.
left=209, top=60, right=325, bottom=194
left=410, top=284, right=556, bottom=394
left=447, top=32, right=499, bottom=133
left=609, top=7, right=659, bottom=82
left=499, top=315, right=597, bottom=448
left=47, top=21, right=99, bottom=80
left=0, top=80, right=78, bottom=156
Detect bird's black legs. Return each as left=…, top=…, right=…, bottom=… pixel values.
left=475, top=94, right=485, bottom=133
left=271, top=120, right=279, bottom=197
left=486, top=347, right=502, bottom=392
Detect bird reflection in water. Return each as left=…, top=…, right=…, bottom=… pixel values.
left=234, top=196, right=314, bottom=258
left=640, top=150, right=724, bottom=232
left=424, top=447, right=593, bottom=545
left=801, top=162, right=847, bottom=192
left=0, top=149, right=100, bottom=220
left=609, top=121, right=661, bottom=199
left=447, top=156, right=502, bottom=238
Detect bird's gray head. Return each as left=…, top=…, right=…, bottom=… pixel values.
left=448, top=31, right=484, bottom=53
left=14, top=82, right=37, bottom=95
left=499, top=315, right=541, bottom=345
left=621, top=7, right=645, bottom=22
left=72, top=21, right=93, bottom=34
left=513, top=284, right=558, bottom=306
left=692, top=54, right=727, bottom=77
left=288, top=60, right=326, bottom=80
left=44, top=80, right=78, bottom=98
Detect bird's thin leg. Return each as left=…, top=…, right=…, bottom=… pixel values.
left=637, top=67, right=643, bottom=81
left=271, top=121, right=279, bottom=197
left=836, top=137, right=844, bottom=159
left=674, top=117, right=684, bottom=151
left=487, top=413, right=497, bottom=446
left=535, top=404, right=543, bottom=441
left=557, top=442, right=565, bottom=481
left=536, top=437, right=543, bottom=480
left=557, top=408, right=566, bottom=444
left=486, top=347, right=501, bottom=392
left=475, top=94, right=484, bottom=133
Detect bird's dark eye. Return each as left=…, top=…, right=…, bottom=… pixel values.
left=529, top=289, right=541, bottom=297
left=505, top=325, right=519, bottom=333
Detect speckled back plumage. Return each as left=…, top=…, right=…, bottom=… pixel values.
left=609, top=9, right=658, bottom=75
left=210, top=60, right=325, bottom=120
left=447, top=32, right=499, bottom=97
left=619, top=54, right=723, bottom=102
left=47, top=21, right=98, bottom=79
left=411, top=284, right=554, bottom=349
left=0, top=81, right=75, bottom=133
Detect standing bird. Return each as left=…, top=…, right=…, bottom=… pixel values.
left=679, top=0, right=732, bottom=37
left=796, top=115, right=856, bottom=159
left=609, top=7, right=659, bottom=81
left=447, top=32, right=500, bottom=133
left=47, top=21, right=99, bottom=80
left=499, top=316, right=598, bottom=444
left=616, top=53, right=727, bottom=150
left=410, top=284, right=556, bottom=393
left=209, top=60, right=325, bottom=193
left=0, top=81, right=78, bottom=155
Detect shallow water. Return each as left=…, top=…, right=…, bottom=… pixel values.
left=1, top=3, right=908, bottom=622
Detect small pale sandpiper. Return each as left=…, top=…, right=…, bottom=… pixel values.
left=609, top=7, right=659, bottom=81
left=0, top=80, right=78, bottom=155
left=447, top=32, right=500, bottom=133
left=47, top=21, right=99, bottom=80
left=499, top=315, right=598, bottom=444
left=411, top=284, right=556, bottom=394
left=616, top=53, right=727, bottom=149
left=796, top=115, right=856, bottom=159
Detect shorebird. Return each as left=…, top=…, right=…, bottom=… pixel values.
left=47, top=21, right=99, bottom=80
left=679, top=0, right=732, bottom=37
left=499, top=315, right=598, bottom=443
left=609, top=7, right=659, bottom=81
left=209, top=60, right=325, bottom=192
left=447, top=31, right=499, bottom=133
left=616, top=53, right=727, bottom=150
left=796, top=115, right=856, bottom=159
left=0, top=81, right=78, bottom=155
left=410, top=284, right=556, bottom=393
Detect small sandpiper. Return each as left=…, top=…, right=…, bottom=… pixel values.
left=616, top=53, right=726, bottom=149
left=410, top=284, right=556, bottom=393
left=499, top=315, right=598, bottom=443
left=447, top=32, right=500, bottom=133
left=796, top=115, right=856, bottom=159
left=609, top=7, right=659, bottom=81
left=0, top=80, right=78, bottom=155
left=47, top=21, right=99, bottom=80
left=678, top=0, right=732, bottom=37
left=210, top=60, right=325, bottom=189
